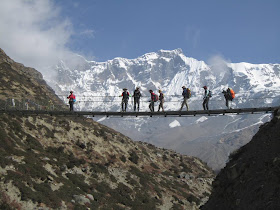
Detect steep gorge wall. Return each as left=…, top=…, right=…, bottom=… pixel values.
left=202, top=110, right=280, bottom=210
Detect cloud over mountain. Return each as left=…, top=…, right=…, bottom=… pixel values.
left=0, top=0, right=73, bottom=71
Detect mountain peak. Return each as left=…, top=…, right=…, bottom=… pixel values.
left=158, top=48, right=183, bottom=55
left=157, top=48, right=184, bottom=58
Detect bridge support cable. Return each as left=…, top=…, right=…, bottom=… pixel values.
left=0, top=106, right=279, bottom=117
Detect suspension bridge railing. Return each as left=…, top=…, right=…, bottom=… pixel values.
left=0, top=93, right=279, bottom=113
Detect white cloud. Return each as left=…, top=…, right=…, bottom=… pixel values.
left=80, top=29, right=95, bottom=38
left=0, top=0, right=74, bottom=72
left=207, top=54, right=231, bottom=76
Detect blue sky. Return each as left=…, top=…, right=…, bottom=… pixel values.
left=0, top=0, right=279, bottom=70
left=60, top=0, right=280, bottom=63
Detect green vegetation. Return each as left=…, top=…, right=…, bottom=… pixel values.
left=128, top=151, right=139, bottom=164
left=150, top=162, right=160, bottom=169
left=120, top=155, right=126, bottom=163
left=187, top=194, right=201, bottom=205
left=0, top=113, right=211, bottom=209
left=179, top=162, right=192, bottom=173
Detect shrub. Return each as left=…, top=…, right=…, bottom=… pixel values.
left=162, top=154, right=168, bottom=161
left=150, top=162, right=160, bottom=170
left=90, top=163, right=108, bottom=174
left=128, top=151, right=139, bottom=164
left=179, top=163, right=192, bottom=173
left=66, top=173, right=89, bottom=192
left=187, top=194, right=201, bottom=205
left=120, top=155, right=126, bottom=163
left=25, top=134, right=43, bottom=150
left=66, top=154, right=86, bottom=169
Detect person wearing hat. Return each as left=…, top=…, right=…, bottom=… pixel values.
left=149, top=89, right=156, bottom=112
left=120, top=88, right=130, bottom=112
left=67, top=91, right=76, bottom=111
left=180, top=86, right=190, bottom=111
left=133, top=87, right=142, bottom=112
left=202, top=86, right=210, bottom=110
left=222, top=88, right=234, bottom=109
left=158, top=89, right=165, bottom=112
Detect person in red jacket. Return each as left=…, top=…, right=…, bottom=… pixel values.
left=67, top=91, right=76, bottom=111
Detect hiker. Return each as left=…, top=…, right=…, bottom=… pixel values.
left=222, top=88, right=235, bottom=109
left=202, top=86, right=211, bottom=110
left=133, top=87, right=142, bottom=111
left=149, top=90, right=157, bottom=112
left=180, top=86, right=191, bottom=111
left=158, top=90, right=165, bottom=112
left=120, top=88, right=130, bottom=112
left=67, top=91, right=76, bottom=111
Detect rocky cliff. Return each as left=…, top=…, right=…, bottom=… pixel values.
left=0, top=48, right=214, bottom=209
left=201, top=110, right=280, bottom=210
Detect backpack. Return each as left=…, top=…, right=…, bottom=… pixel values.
left=123, top=92, right=129, bottom=99
left=134, top=90, right=141, bottom=98
left=229, top=88, right=235, bottom=99
left=70, top=94, right=76, bottom=102
left=208, top=90, right=212, bottom=97
left=186, top=88, right=191, bottom=98
left=159, top=93, right=164, bottom=100
left=154, top=94, right=159, bottom=102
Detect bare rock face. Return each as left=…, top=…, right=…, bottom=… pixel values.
left=0, top=48, right=214, bottom=209
left=202, top=110, right=280, bottom=210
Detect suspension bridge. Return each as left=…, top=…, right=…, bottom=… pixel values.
left=0, top=107, right=279, bottom=117
left=0, top=91, right=279, bottom=117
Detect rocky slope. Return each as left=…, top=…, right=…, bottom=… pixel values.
left=0, top=48, right=62, bottom=107
left=0, top=48, right=214, bottom=209
left=201, top=110, right=280, bottom=209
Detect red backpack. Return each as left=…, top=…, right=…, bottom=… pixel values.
left=154, top=94, right=159, bottom=102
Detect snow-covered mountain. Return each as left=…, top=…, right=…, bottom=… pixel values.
left=46, top=49, right=280, bottom=171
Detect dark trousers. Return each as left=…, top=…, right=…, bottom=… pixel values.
left=226, top=99, right=232, bottom=109
left=69, top=101, right=74, bottom=111
left=149, top=101, right=154, bottom=112
left=158, top=100, right=164, bottom=112
left=203, top=97, right=209, bottom=110
left=226, top=99, right=229, bottom=109
left=134, top=98, right=140, bottom=111
left=122, top=99, right=128, bottom=111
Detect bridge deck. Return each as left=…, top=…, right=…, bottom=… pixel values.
left=0, top=106, right=279, bottom=117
